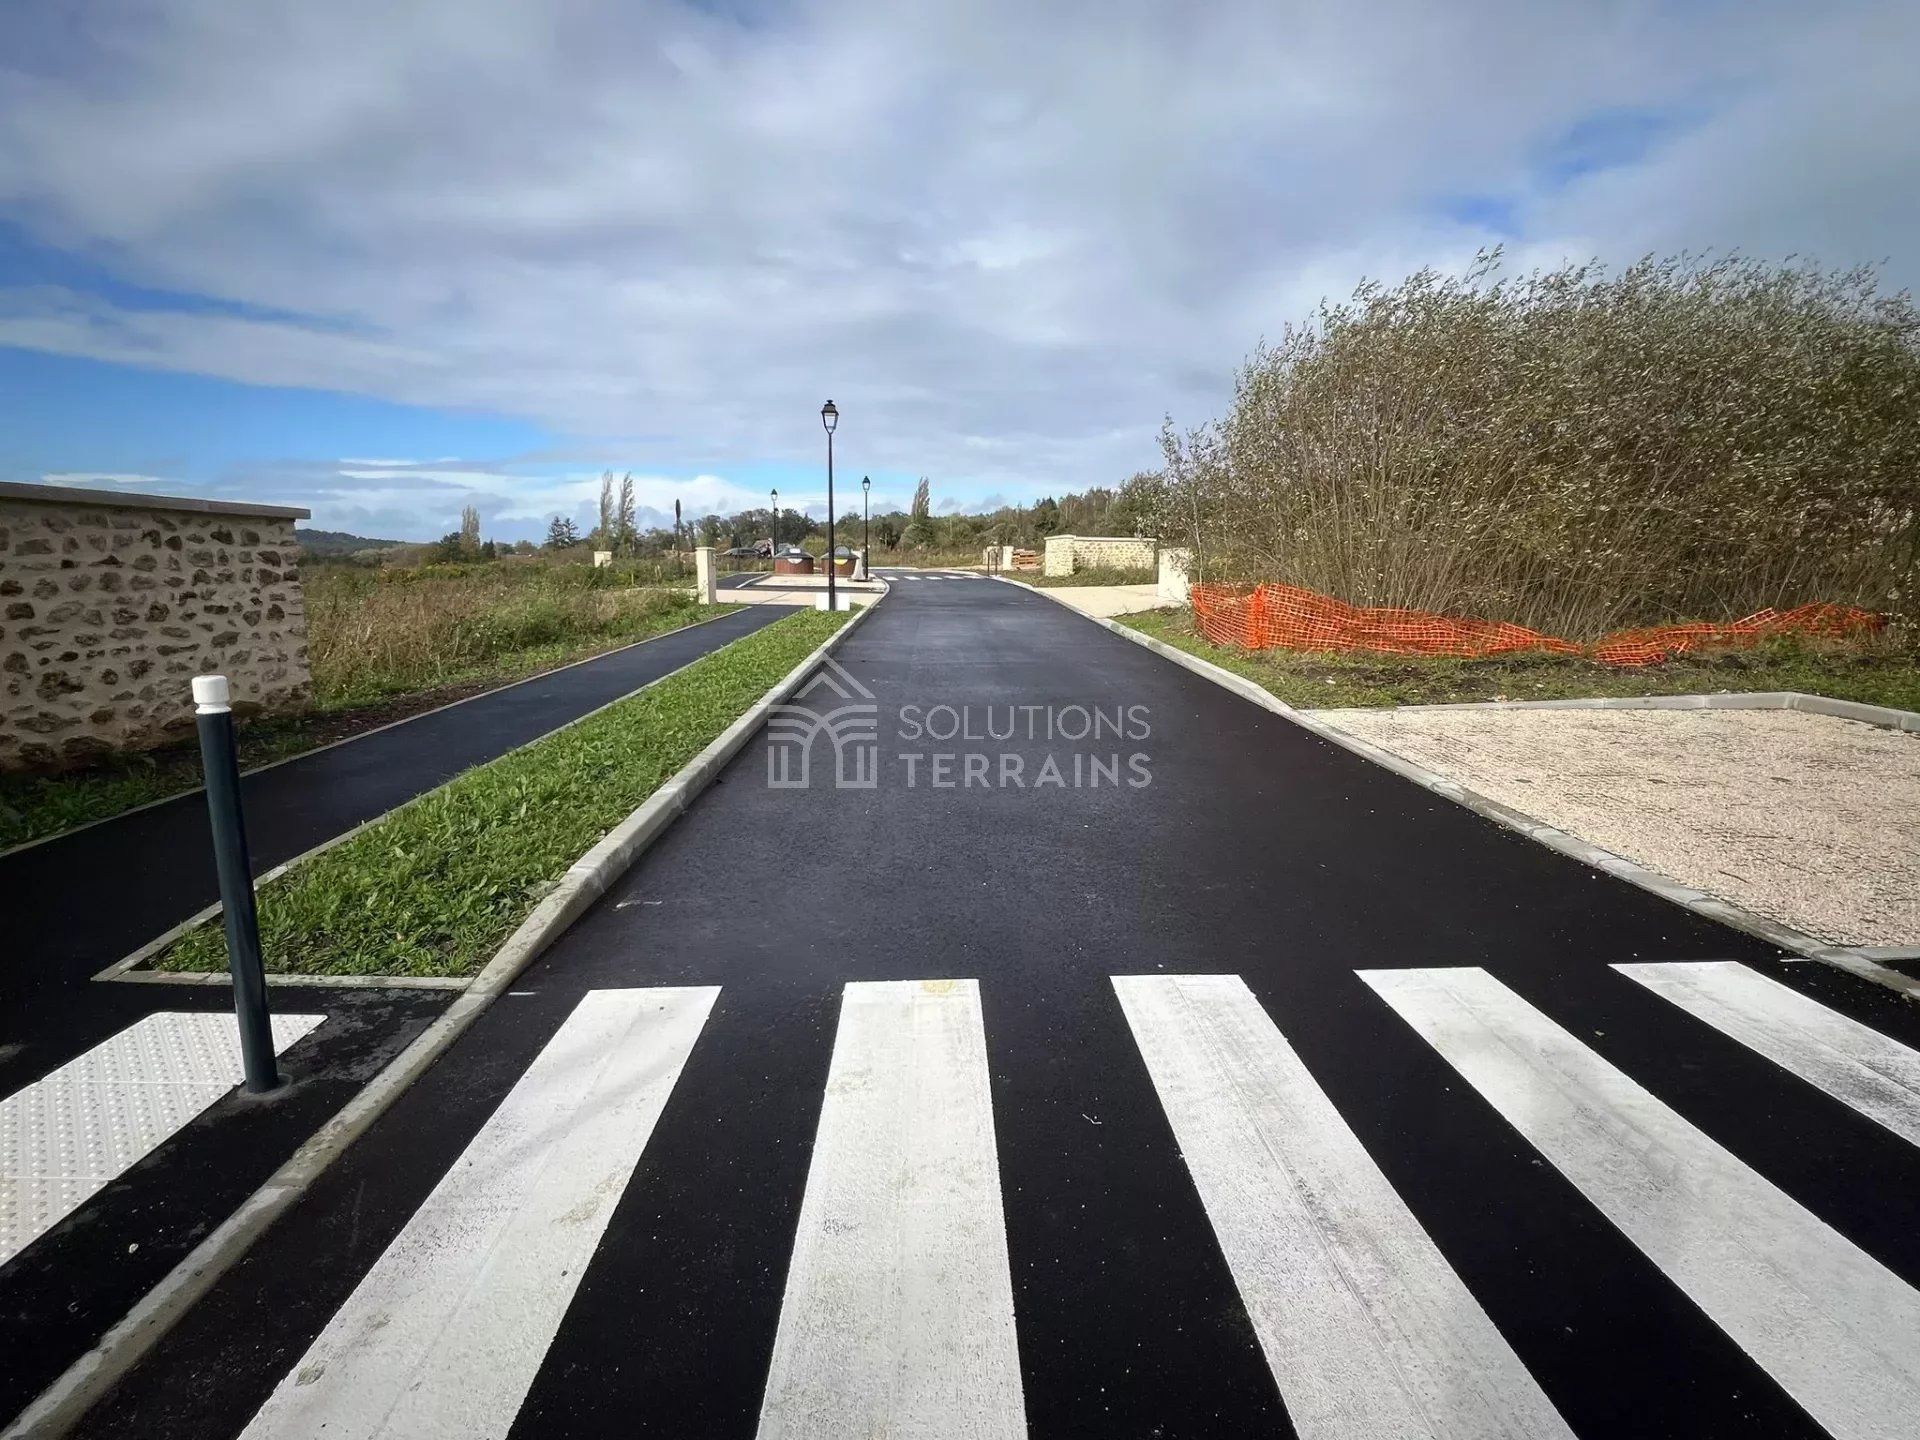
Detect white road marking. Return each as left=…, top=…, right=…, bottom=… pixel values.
left=1363, top=966, right=1920, bottom=1440
left=757, top=979, right=1025, bottom=1440
left=1113, top=974, right=1571, bottom=1440
left=241, top=986, right=718, bottom=1440
left=1617, top=961, right=1920, bottom=1148
left=0, top=1011, right=324, bottom=1265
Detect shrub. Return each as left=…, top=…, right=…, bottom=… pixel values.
left=1145, top=252, right=1920, bottom=638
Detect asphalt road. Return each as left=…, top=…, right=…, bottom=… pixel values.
left=39, top=573, right=1920, bottom=1438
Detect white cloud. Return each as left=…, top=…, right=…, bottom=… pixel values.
left=2, top=0, right=1914, bottom=527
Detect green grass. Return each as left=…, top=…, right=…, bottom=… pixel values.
left=153, top=608, right=848, bottom=978
left=1118, top=607, right=1920, bottom=711
left=0, top=603, right=740, bottom=853
left=1006, top=565, right=1156, bottom=588
left=0, top=725, right=318, bottom=851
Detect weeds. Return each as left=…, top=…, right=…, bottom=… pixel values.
left=306, top=562, right=703, bottom=706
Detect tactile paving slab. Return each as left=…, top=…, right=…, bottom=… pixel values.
left=0, top=1011, right=324, bottom=1265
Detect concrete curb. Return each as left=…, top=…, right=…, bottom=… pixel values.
left=2, top=598, right=881, bottom=1440
left=994, top=579, right=1920, bottom=1005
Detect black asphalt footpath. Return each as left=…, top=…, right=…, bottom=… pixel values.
left=0, top=602, right=786, bottom=1010
left=57, top=574, right=1920, bottom=1439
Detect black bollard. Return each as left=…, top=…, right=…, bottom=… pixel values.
left=193, top=674, right=281, bottom=1093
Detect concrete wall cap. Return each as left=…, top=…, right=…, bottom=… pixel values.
left=0, top=479, right=311, bottom=520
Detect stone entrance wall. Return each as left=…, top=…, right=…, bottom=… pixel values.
left=1042, top=534, right=1158, bottom=577
left=0, top=482, right=311, bottom=771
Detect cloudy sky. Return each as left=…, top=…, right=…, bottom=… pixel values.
left=1, top=0, right=1914, bottom=541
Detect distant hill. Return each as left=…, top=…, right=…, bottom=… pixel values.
left=295, top=528, right=411, bottom=557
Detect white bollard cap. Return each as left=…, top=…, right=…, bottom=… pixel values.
left=192, top=674, right=232, bottom=714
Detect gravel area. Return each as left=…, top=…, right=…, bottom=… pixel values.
left=1309, top=705, right=1920, bottom=948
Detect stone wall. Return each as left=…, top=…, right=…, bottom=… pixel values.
left=0, top=482, right=311, bottom=771
left=1042, top=534, right=1159, bottom=577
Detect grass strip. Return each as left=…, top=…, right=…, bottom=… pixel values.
left=0, top=602, right=740, bottom=852
left=1118, top=607, right=1920, bottom=712
left=154, top=608, right=848, bottom=978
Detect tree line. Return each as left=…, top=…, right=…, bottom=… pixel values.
left=537, top=472, right=1159, bottom=557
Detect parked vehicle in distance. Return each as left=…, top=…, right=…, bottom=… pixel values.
left=722, top=546, right=761, bottom=558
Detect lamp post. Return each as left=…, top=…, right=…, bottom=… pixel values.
left=862, top=475, right=871, bottom=580
left=821, top=400, right=839, bottom=611
left=769, top=487, right=778, bottom=560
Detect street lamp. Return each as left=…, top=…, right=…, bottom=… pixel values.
left=769, top=487, right=778, bottom=560
left=821, top=400, right=839, bottom=611
left=862, top=475, right=871, bottom=580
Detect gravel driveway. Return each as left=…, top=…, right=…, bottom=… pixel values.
left=1310, top=705, right=1920, bottom=948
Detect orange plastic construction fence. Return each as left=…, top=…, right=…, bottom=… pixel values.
left=1189, top=583, right=1881, bottom=667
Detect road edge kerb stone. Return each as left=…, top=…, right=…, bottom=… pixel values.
left=0, top=604, right=752, bottom=864
left=991, top=577, right=1920, bottom=1005
left=1, top=597, right=881, bottom=1440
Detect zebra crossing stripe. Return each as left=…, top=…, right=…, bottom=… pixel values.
left=1363, top=966, right=1920, bottom=1440
left=1616, top=961, right=1920, bottom=1148
left=757, top=979, right=1024, bottom=1439
left=241, top=987, right=718, bottom=1440
left=1113, top=974, right=1572, bottom=1440
left=0, top=1011, right=324, bottom=1266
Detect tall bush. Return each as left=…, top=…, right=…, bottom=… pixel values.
left=1146, top=253, right=1920, bottom=636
